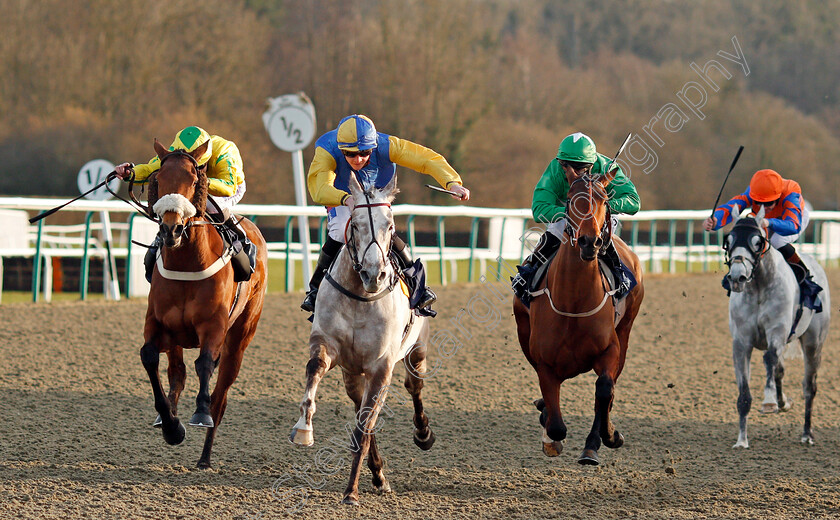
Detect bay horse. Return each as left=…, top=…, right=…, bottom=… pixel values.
left=723, top=211, right=829, bottom=448
left=140, top=139, right=268, bottom=469
left=514, top=170, right=644, bottom=465
left=289, top=174, right=435, bottom=505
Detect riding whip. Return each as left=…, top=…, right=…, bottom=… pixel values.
left=605, top=133, right=633, bottom=173
left=425, top=184, right=463, bottom=198
left=710, top=145, right=745, bottom=219
left=29, top=171, right=120, bottom=223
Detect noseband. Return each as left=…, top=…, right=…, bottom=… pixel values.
left=345, top=192, right=392, bottom=274
left=154, top=149, right=210, bottom=240
left=563, top=176, right=611, bottom=253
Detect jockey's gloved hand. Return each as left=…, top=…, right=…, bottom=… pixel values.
left=344, top=195, right=356, bottom=212
left=114, top=162, right=135, bottom=180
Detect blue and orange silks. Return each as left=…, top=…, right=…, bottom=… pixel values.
left=713, top=179, right=803, bottom=236
left=307, top=130, right=463, bottom=208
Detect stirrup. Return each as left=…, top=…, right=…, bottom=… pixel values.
left=416, top=287, right=437, bottom=309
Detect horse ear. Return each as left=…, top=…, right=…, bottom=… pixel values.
left=190, top=140, right=210, bottom=162
left=348, top=173, right=364, bottom=200
left=382, top=174, right=399, bottom=202
left=154, top=138, right=168, bottom=160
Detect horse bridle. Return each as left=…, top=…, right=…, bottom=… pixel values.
left=345, top=191, right=393, bottom=274
left=153, top=149, right=212, bottom=239
left=723, top=220, right=770, bottom=283
left=563, top=175, right=612, bottom=253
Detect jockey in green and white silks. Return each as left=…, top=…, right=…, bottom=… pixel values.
left=512, top=132, right=641, bottom=306
left=301, top=114, right=471, bottom=314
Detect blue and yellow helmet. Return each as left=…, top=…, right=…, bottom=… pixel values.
left=336, top=115, right=377, bottom=151
left=170, top=126, right=212, bottom=166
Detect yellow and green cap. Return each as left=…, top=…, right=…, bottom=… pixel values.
left=170, top=126, right=212, bottom=165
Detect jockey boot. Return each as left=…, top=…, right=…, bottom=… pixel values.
left=600, top=240, right=632, bottom=300
left=301, top=236, right=343, bottom=312
left=225, top=216, right=256, bottom=283
left=780, top=245, right=823, bottom=311
left=392, top=235, right=437, bottom=310
left=144, top=236, right=161, bottom=283
left=511, top=232, right=561, bottom=305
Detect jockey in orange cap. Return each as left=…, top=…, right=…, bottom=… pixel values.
left=703, top=169, right=822, bottom=306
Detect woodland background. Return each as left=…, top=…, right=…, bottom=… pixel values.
left=3, top=0, right=840, bottom=211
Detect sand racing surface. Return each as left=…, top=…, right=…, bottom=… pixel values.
left=3, top=271, right=840, bottom=519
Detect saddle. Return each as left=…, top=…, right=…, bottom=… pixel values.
left=207, top=212, right=255, bottom=283
left=392, top=252, right=437, bottom=318
left=520, top=247, right=636, bottom=313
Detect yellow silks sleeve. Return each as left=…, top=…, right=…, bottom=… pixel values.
left=205, top=136, right=244, bottom=198
left=307, top=147, right=347, bottom=207
left=130, top=135, right=243, bottom=198
left=388, top=136, right=462, bottom=189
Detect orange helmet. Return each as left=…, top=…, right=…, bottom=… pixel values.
left=749, top=169, right=784, bottom=202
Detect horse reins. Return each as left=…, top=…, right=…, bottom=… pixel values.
left=329, top=188, right=398, bottom=302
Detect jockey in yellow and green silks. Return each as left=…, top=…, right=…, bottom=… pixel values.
left=113, top=126, right=255, bottom=282
left=512, top=132, right=641, bottom=306
left=301, top=114, right=471, bottom=315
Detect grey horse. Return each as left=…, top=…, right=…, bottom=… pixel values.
left=724, top=210, right=830, bottom=448
left=289, top=174, right=435, bottom=505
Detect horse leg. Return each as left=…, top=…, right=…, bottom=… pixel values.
left=774, top=357, right=792, bottom=412
left=732, top=342, right=752, bottom=448
left=582, top=346, right=624, bottom=466
left=140, top=340, right=185, bottom=445
left=404, top=341, right=435, bottom=451
left=153, top=347, right=187, bottom=428
left=760, top=343, right=784, bottom=414
left=290, top=341, right=335, bottom=446
left=343, top=370, right=390, bottom=494
left=799, top=331, right=824, bottom=445
left=342, top=369, right=393, bottom=506
left=536, top=368, right=565, bottom=457
left=196, top=344, right=247, bottom=469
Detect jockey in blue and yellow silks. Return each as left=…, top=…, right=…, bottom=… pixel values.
left=704, top=169, right=822, bottom=303
left=301, top=114, right=471, bottom=314
left=113, top=126, right=256, bottom=282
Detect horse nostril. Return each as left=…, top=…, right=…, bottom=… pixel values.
left=377, top=271, right=387, bottom=282
left=594, top=237, right=603, bottom=248
left=737, top=275, right=747, bottom=283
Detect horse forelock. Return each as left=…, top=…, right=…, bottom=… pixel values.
left=153, top=193, right=197, bottom=219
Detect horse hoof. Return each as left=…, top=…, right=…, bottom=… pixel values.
left=413, top=429, right=435, bottom=451
left=801, top=434, right=815, bottom=445
left=578, top=449, right=600, bottom=465
left=780, top=398, right=793, bottom=412
left=341, top=495, right=360, bottom=506
left=153, top=415, right=163, bottom=428
left=290, top=427, right=314, bottom=447
left=197, top=459, right=212, bottom=470
left=542, top=441, right=562, bottom=457
left=189, top=413, right=214, bottom=428
left=760, top=403, right=778, bottom=414
left=162, top=421, right=186, bottom=446
left=604, top=431, right=625, bottom=449
left=732, top=439, right=749, bottom=449
left=374, top=481, right=392, bottom=494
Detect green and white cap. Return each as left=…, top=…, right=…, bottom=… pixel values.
left=557, top=132, right=597, bottom=163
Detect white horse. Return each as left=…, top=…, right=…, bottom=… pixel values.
left=724, top=210, right=830, bottom=448
left=289, top=174, right=435, bottom=505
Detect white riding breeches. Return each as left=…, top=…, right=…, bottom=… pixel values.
left=207, top=181, right=246, bottom=215
left=327, top=205, right=351, bottom=243
left=770, top=201, right=810, bottom=249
